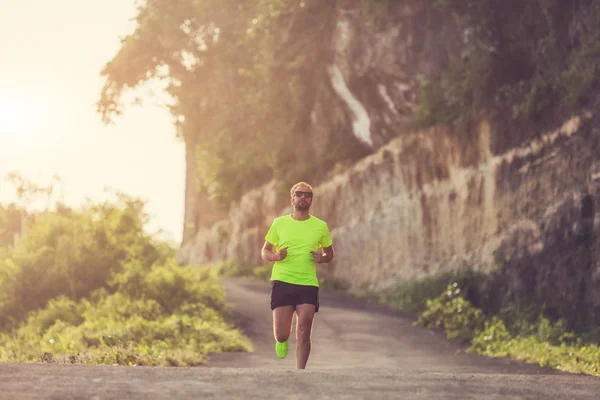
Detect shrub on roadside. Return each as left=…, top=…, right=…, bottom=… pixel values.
left=0, top=263, right=251, bottom=366
left=373, top=270, right=488, bottom=313
left=416, top=283, right=485, bottom=342
left=416, top=282, right=600, bottom=376
left=0, top=195, right=251, bottom=366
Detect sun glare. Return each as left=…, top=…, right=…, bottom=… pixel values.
left=0, top=94, right=29, bottom=138
left=0, top=89, right=66, bottom=144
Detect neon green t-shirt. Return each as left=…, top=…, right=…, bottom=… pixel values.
left=265, top=215, right=333, bottom=287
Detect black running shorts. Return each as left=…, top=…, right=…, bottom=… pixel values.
left=270, top=280, right=319, bottom=312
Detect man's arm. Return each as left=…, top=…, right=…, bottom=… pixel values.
left=312, top=245, right=335, bottom=264
left=261, top=241, right=287, bottom=262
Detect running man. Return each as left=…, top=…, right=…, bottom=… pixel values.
left=261, top=181, right=335, bottom=369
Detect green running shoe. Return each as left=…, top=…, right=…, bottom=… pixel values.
left=275, top=340, right=288, bottom=358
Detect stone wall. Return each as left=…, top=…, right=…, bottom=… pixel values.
left=180, top=113, right=599, bottom=312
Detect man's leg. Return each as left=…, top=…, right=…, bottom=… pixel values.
left=273, top=305, right=294, bottom=358
left=273, top=305, right=294, bottom=342
left=295, top=303, right=316, bottom=369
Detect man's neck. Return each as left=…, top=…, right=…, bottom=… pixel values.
left=292, top=210, right=310, bottom=221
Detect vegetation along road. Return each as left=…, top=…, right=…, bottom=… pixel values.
left=1, top=278, right=599, bottom=399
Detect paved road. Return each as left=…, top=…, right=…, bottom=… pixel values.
left=1, top=277, right=599, bottom=399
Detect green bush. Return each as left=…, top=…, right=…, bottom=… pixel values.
left=137, top=263, right=225, bottom=313
left=0, top=196, right=251, bottom=366
left=374, top=270, right=488, bottom=313
left=417, top=284, right=485, bottom=342
left=470, top=316, right=600, bottom=376
left=415, top=282, right=600, bottom=376
left=24, top=296, right=86, bottom=335
left=470, top=317, right=512, bottom=356
left=0, top=195, right=166, bottom=327
left=0, top=262, right=251, bottom=366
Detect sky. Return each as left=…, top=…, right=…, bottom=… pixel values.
left=0, top=0, right=185, bottom=243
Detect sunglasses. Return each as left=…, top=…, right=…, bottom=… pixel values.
left=294, top=191, right=313, bottom=198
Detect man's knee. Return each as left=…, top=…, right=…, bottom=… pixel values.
left=275, top=331, right=290, bottom=342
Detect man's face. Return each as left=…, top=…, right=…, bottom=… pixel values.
left=291, top=185, right=313, bottom=211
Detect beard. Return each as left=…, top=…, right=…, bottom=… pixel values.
left=295, top=200, right=310, bottom=211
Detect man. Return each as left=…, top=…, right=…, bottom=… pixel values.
left=261, top=181, right=335, bottom=369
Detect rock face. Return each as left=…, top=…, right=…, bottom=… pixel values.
left=179, top=2, right=600, bottom=325
left=180, top=1, right=466, bottom=243
left=314, top=0, right=465, bottom=151
left=180, top=112, right=600, bottom=322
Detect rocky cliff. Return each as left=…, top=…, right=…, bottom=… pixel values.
left=180, top=0, right=466, bottom=243
left=180, top=110, right=599, bottom=321
left=178, top=1, right=600, bottom=325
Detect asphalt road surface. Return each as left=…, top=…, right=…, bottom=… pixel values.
left=1, top=277, right=599, bottom=399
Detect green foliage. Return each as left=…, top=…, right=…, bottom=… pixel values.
left=417, top=0, right=600, bottom=127
left=23, top=296, right=86, bottom=334
left=470, top=317, right=512, bottom=355
left=119, top=261, right=225, bottom=313
left=417, top=283, right=485, bottom=342
left=470, top=316, right=600, bottom=376
left=0, top=195, right=250, bottom=365
left=375, top=261, right=597, bottom=339
left=97, top=0, right=366, bottom=209
left=372, top=270, right=488, bottom=313
left=415, top=282, right=600, bottom=376
left=0, top=264, right=250, bottom=366
left=95, top=0, right=600, bottom=203
left=0, top=195, right=164, bottom=327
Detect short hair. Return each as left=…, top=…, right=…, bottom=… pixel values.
left=290, top=181, right=313, bottom=198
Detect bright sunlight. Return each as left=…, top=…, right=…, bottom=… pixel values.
left=0, top=87, right=68, bottom=144
left=0, top=93, right=28, bottom=137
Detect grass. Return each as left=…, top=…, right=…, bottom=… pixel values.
left=471, top=317, right=600, bottom=376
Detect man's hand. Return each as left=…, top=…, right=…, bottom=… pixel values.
left=311, top=250, right=324, bottom=263
left=272, top=246, right=288, bottom=261
left=261, top=241, right=288, bottom=263
left=312, top=245, right=335, bottom=264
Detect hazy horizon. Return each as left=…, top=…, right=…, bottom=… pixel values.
left=0, top=0, right=185, bottom=243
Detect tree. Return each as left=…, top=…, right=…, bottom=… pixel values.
left=97, top=0, right=354, bottom=209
